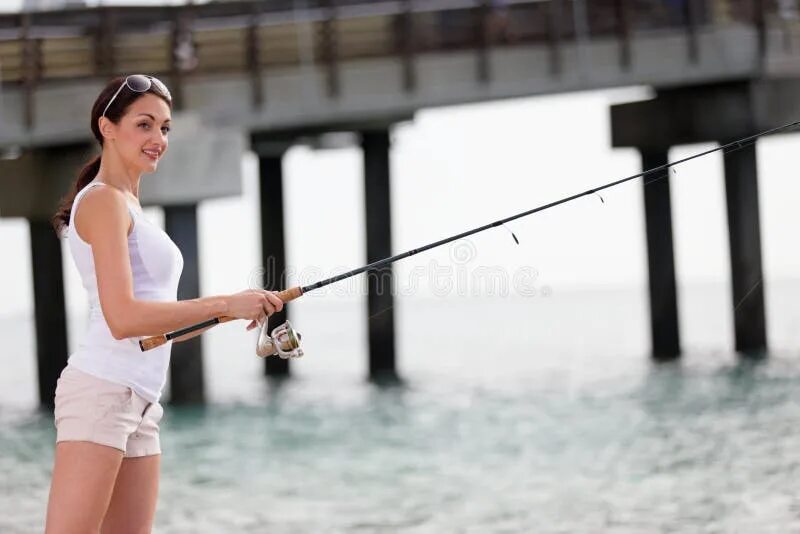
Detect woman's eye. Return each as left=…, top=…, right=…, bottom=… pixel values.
left=139, top=122, right=169, bottom=134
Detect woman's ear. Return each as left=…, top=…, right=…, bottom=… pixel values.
left=98, top=116, right=116, bottom=141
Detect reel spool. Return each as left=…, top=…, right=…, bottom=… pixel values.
left=256, top=319, right=303, bottom=359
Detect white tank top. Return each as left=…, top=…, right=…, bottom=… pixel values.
left=65, top=179, right=184, bottom=403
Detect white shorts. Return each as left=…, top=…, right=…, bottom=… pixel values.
left=54, top=365, right=164, bottom=457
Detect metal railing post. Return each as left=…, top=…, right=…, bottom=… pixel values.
left=614, top=0, right=631, bottom=70
left=246, top=1, right=264, bottom=108
left=547, top=0, right=563, bottom=75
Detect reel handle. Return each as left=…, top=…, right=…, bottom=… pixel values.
left=138, top=286, right=304, bottom=352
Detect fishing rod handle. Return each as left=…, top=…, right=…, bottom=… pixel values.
left=138, top=286, right=304, bottom=352
left=138, top=317, right=229, bottom=351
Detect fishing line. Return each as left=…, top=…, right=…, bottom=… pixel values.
left=364, top=136, right=769, bottom=328
left=723, top=138, right=758, bottom=155
left=639, top=171, right=672, bottom=189
left=734, top=278, right=763, bottom=312
left=368, top=305, right=395, bottom=322
left=138, top=119, right=800, bottom=354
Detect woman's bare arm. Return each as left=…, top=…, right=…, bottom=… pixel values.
left=76, top=185, right=231, bottom=340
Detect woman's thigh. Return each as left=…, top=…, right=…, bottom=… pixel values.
left=100, top=454, right=161, bottom=534
left=45, top=441, right=124, bottom=534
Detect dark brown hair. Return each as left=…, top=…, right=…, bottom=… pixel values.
left=51, top=76, right=173, bottom=237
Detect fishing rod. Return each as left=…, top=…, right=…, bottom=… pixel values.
left=139, top=119, right=800, bottom=358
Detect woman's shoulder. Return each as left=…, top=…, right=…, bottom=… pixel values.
left=74, top=183, right=134, bottom=242
left=78, top=183, right=131, bottom=216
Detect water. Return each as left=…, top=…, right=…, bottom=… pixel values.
left=1, top=283, right=799, bottom=533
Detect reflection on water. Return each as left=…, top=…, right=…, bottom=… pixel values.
left=1, top=286, right=799, bottom=532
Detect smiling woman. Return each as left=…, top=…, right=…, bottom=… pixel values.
left=51, top=75, right=174, bottom=234
left=44, top=75, right=285, bottom=534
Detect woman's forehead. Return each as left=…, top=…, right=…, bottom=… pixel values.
left=128, top=94, right=171, bottom=121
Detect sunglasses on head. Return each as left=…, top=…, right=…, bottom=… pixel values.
left=101, top=74, right=172, bottom=118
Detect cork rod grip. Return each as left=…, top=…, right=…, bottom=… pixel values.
left=139, top=335, right=168, bottom=351
left=138, top=286, right=304, bottom=352
left=276, top=286, right=303, bottom=303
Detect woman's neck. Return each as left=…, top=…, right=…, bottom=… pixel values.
left=95, top=152, right=141, bottom=199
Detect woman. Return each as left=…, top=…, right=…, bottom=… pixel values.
left=44, top=75, right=283, bottom=533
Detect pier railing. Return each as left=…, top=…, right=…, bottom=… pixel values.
left=0, top=0, right=792, bottom=125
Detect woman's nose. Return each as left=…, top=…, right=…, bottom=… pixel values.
left=154, top=131, right=167, bottom=147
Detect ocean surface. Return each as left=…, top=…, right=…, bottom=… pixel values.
left=1, top=282, right=799, bottom=533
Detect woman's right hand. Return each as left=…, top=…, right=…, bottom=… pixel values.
left=223, top=289, right=284, bottom=323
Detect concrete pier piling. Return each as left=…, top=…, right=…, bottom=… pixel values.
left=610, top=80, right=799, bottom=359
left=29, top=219, right=70, bottom=410
left=0, top=143, right=91, bottom=408
left=362, top=129, right=398, bottom=383
left=255, top=149, right=291, bottom=378
left=722, top=141, right=767, bottom=355
left=639, top=148, right=681, bottom=361
left=164, top=204, right=206, bottom=403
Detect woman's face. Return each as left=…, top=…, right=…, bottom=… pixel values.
left=104, top=93, right=171, bottom=174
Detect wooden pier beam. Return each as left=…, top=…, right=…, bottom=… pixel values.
left=164, top=203, right=206, bottom=404
left=361, top=129, right=399, bottom=383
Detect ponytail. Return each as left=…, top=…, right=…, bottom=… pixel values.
left=51, top=155, right=101, bottom=238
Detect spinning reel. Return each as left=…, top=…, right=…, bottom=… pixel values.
left=256, top=319, right=303, bottom=359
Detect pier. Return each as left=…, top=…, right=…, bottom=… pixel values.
left=1, top=0, right=799, bottom=406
